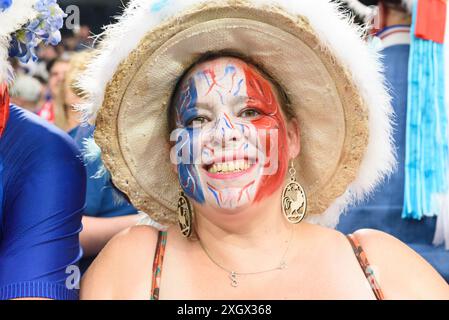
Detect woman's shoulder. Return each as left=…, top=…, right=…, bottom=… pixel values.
left=299, top=222, right=352, bottom=248
left=80, top=225, right=161, bottom=300
left=296, top=222, right=363, bottom=266
left=93, top=224, right=161, bottom=263
left=350, top=229, right=449, bottom=299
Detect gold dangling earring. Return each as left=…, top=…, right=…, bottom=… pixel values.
left=178, top=190, right=194, bottom=238
left=282, top=161, right=307, bottom=224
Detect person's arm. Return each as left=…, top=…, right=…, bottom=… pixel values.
left=353, top=229, right=449, bottom=300
left=80, top=213, right=145, bottom=257
left=80, top=225, right=158, bottom=300
left=76, top=124, right=146, bottom=257
left=0, top=133, right=85, bottom=300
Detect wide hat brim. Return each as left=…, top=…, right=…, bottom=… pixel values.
left=89, top=0, right=394, bottom=227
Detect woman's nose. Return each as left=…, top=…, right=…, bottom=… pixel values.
left=210, top=114, right=242, bottom=148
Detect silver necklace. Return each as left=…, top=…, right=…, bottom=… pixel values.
left=198, top=226, right=294, bottom=288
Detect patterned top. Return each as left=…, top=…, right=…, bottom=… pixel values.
left=150, top=230, right=167, bottom=300
left=347, top=234, right=385, bottom=300
left=149, top=231, right=385, bottom=300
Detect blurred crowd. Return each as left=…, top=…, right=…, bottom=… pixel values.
left=9, top=25, right=93, bottom=134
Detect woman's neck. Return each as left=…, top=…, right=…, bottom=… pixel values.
left=192, top=189, right=296, bottom=271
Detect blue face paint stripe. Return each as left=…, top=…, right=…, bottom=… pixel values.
left=178, top=77, right=199, bottom=126
left=233, top=78, right=244, bottom=96
left=219, top=65, right=237, bottom=82
left=216, top=90, right=225, bottom=106
left=220, top=115, right=231, bottom=129
left=178, top=164, right=205, bottom=204
left=177, top=118, right=205, bottom=204
left=180, top=165, right=194, bottom=190
left=198, top=71, right=211, bottom=87
left=207, top=185, right=221, bottom=207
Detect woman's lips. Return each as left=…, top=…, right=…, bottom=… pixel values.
left=203, top=159, right=257, bottom=180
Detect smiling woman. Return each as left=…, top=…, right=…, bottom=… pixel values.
left=170, top=55, right=291, bottom=212
left=79, top=0, right=449, bottom=300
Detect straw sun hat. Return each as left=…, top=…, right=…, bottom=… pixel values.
left=79, top=0, right=395, bottom=228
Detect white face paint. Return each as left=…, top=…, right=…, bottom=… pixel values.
left=174, top=57, right=287, bottom=211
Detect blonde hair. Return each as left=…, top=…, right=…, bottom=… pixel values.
left=54, top=50, right=94, bottom=131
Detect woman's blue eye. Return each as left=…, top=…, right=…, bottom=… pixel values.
left=239, top=109, right=261, bottom=118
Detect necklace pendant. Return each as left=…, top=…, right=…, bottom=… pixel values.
left=279, top=261, right=287, bottom=270
left=230, top=272, right=238, bottom=287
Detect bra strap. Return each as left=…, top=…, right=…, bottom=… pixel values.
left=150, top=230, right=168, bottom=300
left=347, top=234, right=385, bottom=300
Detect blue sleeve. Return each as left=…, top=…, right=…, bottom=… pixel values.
left=0, top=132, right=85, bottom=300
left=73, top=124, right=137, bottom=218
left=84, top=156, right=137, bottom=217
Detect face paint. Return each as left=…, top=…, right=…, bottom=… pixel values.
left=173, top=57, right=288, bottom=210
left=175, top=77, right=205, bottom=203
left=243, top=64, right=288, bottom=202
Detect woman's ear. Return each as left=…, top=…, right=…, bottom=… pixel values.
left=286, top=117, right=300, bottom=159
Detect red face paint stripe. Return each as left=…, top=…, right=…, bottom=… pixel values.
left=204, top=69, right=220, bottom=96
left=223, top=113, right=235, bottom=129
left=238, top=181, right=255, bottom=202
left=243, top=65, right=288, bottom=202
left=0, top=83, right=10, bottom=138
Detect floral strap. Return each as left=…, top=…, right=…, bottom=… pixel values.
left=347, top=234, right=385, bottom=300
left=150, top=230, right=167, bottom=300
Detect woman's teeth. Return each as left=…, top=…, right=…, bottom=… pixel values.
left=208, top=160, right=253, bottom=174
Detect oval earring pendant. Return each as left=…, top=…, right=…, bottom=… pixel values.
left=178, top=192, right=193, bottom=238
left=282, top=180, right=307, bottom=224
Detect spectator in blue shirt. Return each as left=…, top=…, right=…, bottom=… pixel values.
left=0, top=105, right=85, bottom=300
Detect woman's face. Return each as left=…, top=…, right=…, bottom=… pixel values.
left=63, top=81, right=82, bottom=108
left=173, top=57, right=295, bottom=212
left=49, top=61, right=69, bottom=98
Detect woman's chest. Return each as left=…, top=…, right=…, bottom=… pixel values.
left=155, top=252, right=376, bottom=300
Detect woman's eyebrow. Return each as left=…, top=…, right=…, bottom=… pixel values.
left=194, top=102, right=214, bottom=111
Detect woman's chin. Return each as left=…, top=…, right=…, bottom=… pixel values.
left=205, top=200, right=253, bottom=216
